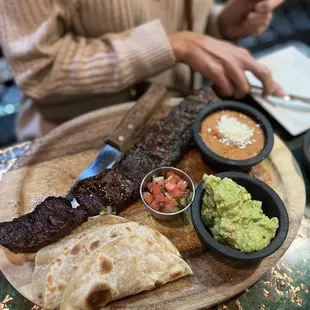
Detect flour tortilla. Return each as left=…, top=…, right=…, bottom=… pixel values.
left=32, top=215, right=128, bottom=302
left=43, top=222, right=180, bottom=309
left=60, top=236, right=192, bottom=310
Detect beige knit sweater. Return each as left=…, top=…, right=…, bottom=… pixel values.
left=0, top=0, right=222, bottom=140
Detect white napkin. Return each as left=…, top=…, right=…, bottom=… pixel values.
left=246, top=46, right=310, bottom=136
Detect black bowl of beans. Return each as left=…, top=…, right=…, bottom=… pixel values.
left=193, top=101, right=274, bottom=172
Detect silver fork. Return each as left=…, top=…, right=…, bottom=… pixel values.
left=251, top=85, right=310, bottom=104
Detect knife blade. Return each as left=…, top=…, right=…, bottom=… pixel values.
left=66, top=84, right=167, bottom=202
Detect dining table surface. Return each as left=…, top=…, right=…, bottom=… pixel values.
left=0, top=97, right=309, bottom=310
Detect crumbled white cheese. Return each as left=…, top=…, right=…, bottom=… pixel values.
left=217, top=115, right=254, bottom=149
left=71, top=199, right=80, bottom=208
left=207, top=128, right=212, bottom=133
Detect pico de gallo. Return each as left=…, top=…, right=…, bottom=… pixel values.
left=143, top=171, right=193, bottom=213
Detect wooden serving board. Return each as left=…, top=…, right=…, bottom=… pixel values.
left=0, top=98, right=305, bottom=310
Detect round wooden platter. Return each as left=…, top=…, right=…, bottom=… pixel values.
left=0, top=98, right=305, bottom=310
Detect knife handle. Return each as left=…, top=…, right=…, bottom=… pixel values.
left=105, top=84, right=167, bottom=152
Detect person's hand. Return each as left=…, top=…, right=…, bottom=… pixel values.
left=218, top=0, right=284, bottom=40
left=169, top=32, right=285, bottom=98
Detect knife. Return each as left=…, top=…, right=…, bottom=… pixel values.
left=66, top=84, right=167, bottom=203
left=250, top=85, right=310, bottom=112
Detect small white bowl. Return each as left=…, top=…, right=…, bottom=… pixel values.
left=140, top=167, right=195, bottom=221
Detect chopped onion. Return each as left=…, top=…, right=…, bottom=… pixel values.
left=153, top=176, right=164, bottom=185
left=71, top=199, right=80, bottom=209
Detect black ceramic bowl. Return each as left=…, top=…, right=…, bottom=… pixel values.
left=302, top=130, right=310, bottom=172
left=191, top=172, right=289, bottom=262
left=193, top=101, right=274, bottom=171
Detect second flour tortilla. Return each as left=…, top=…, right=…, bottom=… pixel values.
left=60, top=236, right=192, bottom=310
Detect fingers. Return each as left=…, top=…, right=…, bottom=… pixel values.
left=245, top=11, right=272, bottom=35
left=222, top=58, right=251, bottom=99
left=271, top=80, right=286, bottom=98
left=245, top=61, right=275, bottom=97
left=235, top=48, right=275, bottom=96
left=192, top=47, right=235, bottom=97
left=229, top=48, right=284, bottom=98
left=208, top=69, right=234, bottom=98
left=204, top=43, right=252, bottom=99
left=174, top=35, right=236, bottom=97
left=246, top=12, right=272, bottom=25
left=255, top=0, right=284, bottom=13
left=204, top=62, right=235, bottom=98
left=183, top=34, right=281, bottom=99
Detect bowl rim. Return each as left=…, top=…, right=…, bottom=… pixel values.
left=191, top=172, right=289, bottom=261
left=192, top=101, right=274, bottom=168
left=302, top=130, right=310, bottom=171
left=140, top=166, right=196, bottom=216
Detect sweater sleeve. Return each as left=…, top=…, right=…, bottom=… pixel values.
left=0, top=1, right=175, bottom=101
left=206, top=4, right=225, bottom=39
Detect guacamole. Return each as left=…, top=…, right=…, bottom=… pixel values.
left=201, top=174, right=279, bottom=253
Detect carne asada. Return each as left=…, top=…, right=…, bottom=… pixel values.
left=0, top=88, right=218, bottom=253
left=73, top=88, right=218, bottom=214
left=0, top=197, right=88, bottom=253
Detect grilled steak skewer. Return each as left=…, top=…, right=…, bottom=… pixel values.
left=0, top=88, right=218, bottom=253
left=0, top=197, right=88, bottom=253
left=73, top=88, right=218, bottom=215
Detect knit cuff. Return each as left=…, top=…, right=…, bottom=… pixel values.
left=109, top=20, right=176, bottom=83
left=206, top=4, right=225, bottom=39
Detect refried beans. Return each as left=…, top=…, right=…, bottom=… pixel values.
left=200, top=110, right=265, bottom=160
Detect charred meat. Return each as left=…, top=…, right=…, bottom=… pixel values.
left=0, top=197, right=88, bottom=253
left=73, top=88, right=218, bottom=214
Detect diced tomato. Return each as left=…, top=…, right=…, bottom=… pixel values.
left=154, top=192, right=164, bottom=203
left=152, top=182, right=162, bottom=195
left=150, top=201, right=160, bottom=211
left=176, top=180, right=188, bottom=191
left=166, top=171, right=181, bottom=183
left=144, top=171, right=190, bottom=213
left=143, top=192, right=153, bottom=204
left=164, top=204, right=177, bottom=213
left=165, top=181, right=176, bottom=192
left=166, top=171, right=175, bottom=178
left=169, top=187, right=183, bottom=199
left=163, top=196, right=177, bottom=208
left=180, top=191, right=189, bottom=198
left=147, top=182, right=153, bottom=193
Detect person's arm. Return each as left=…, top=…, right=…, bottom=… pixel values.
left=0, top=1, right=175, bottom=101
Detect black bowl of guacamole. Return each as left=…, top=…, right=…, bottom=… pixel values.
left=191, top=172, right=289, bottom=262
